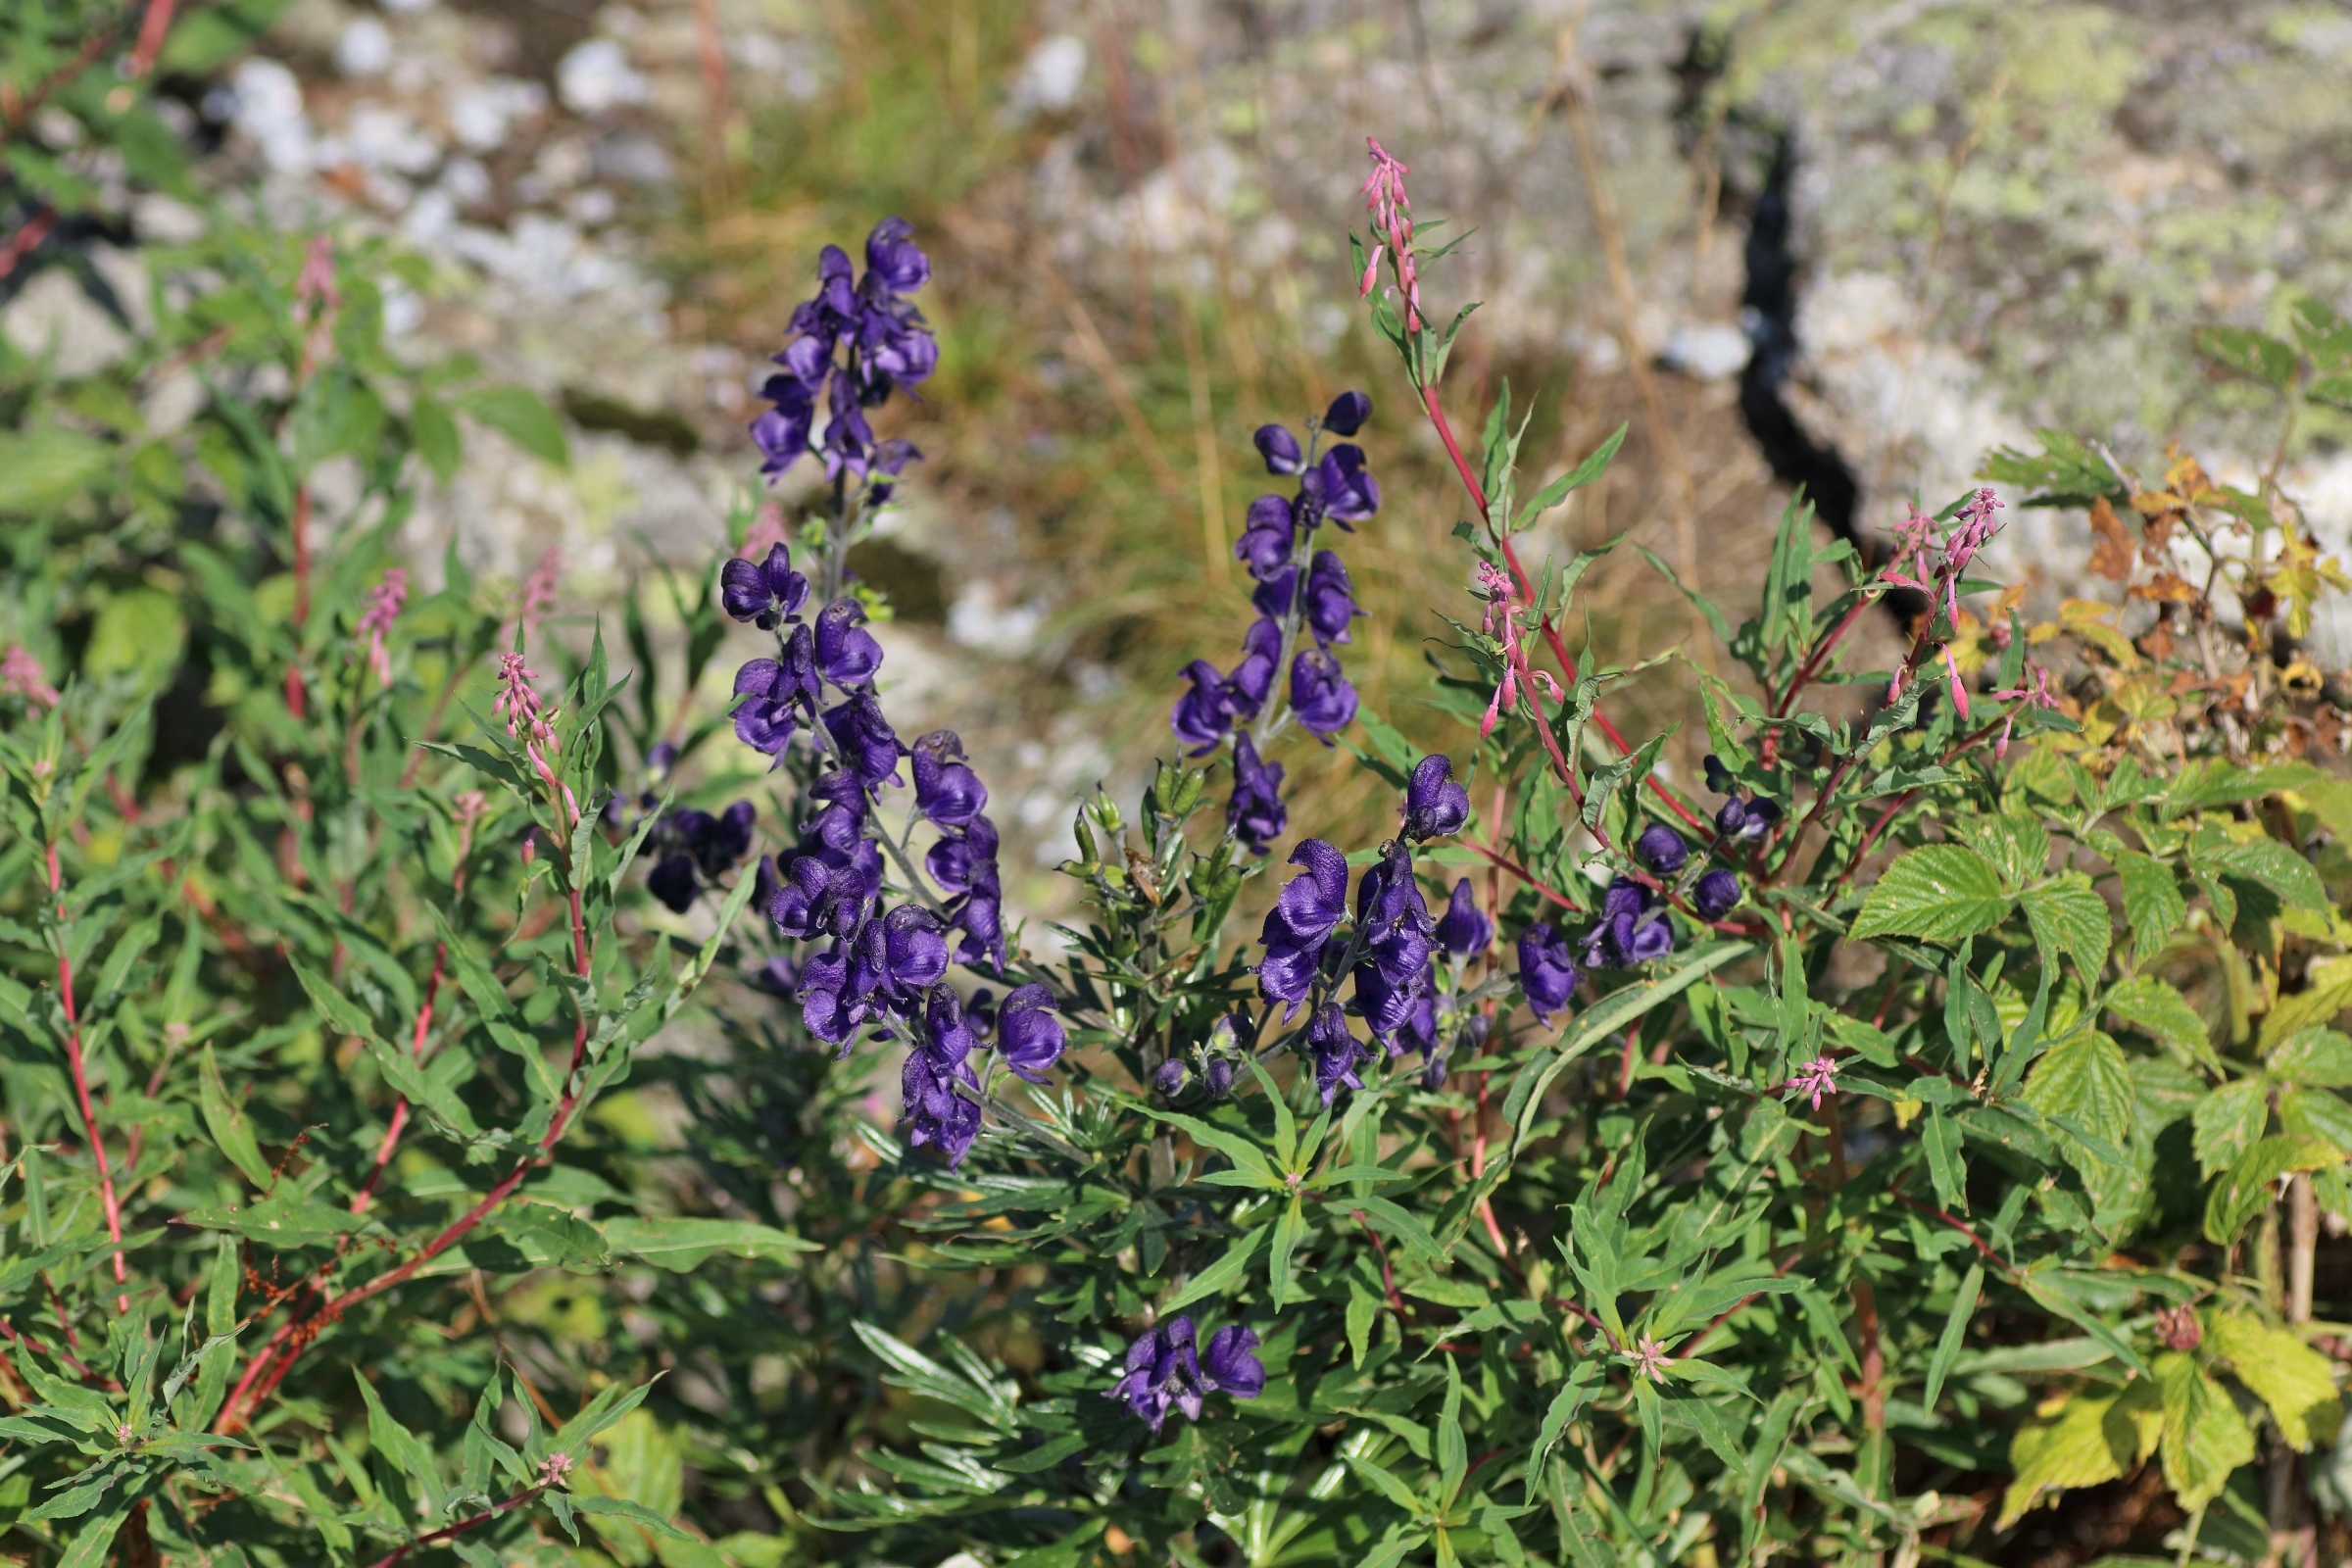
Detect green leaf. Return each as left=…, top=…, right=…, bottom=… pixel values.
left=2156, top=1350, right=2255, bottom=1511
left=197, top=1046, right=273, bottom=1190
left=1144, top=1107, right=1279, bottom=1184
left=1159, top=1224, right=1271, bottom=1313
left=2198, top=835, right=2326, bottom=913
left=1923, top=1111, right=1968, bottom=1213
left=1997, top=1381, right=2161, bottom=1528
left=2105, top=975, right=2216, bottom=1069
left=411, top=397, right=461, bottom=483
left=2269, top=1027, right=2352, bottom=1088
left=55, top=1497, right=135, bottom=1568
left=603, top=1218, right=816, bottom=1270
left=1582, top=730, right=1669, bottom=832
left=2204, top=1311, right=2341, bottom=1451
left=2204, top=1135, right=2344, bottom=1245
left=453, top=386, right=570, bottom=466
left=1525, top=1363, right=1598, bottom=1496
left=2193, top=326, right=2298, bottom=390
left=2023, top=1031, right=2135, bottom=1149
left=1347, top=1453, right=1429, bottom=1519
left=2278, top=1086, right=2352, bottom=1156
left=1269, top=1197, right=1302, bottom=1310
left=1955, top=812, right=2049, bottom=890
left=2114, top=853, right=2185, bottom=966
left=568, top=1494, right=692, bottom=1540
left=357, top=1371, right=446, bottom=1518
left=1922, top=1264, right=1983, bottom=1411
left=2021, top=873, right=2111, bottom=980
left=1513, top=423, right=1627, bottom=527
left=2190, top=1079, right=2270, bottom=1181
left=0, top=429, right=113, bottom=514
left=180, top=1193, right=360, bottom=1247
left=1632, top=543, right=1730, bottom=644
left=288, top=954, right=382, bottom=1044
left=1849, top=845, right=2010, bottom=945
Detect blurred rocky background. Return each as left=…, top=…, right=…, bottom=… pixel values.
left=13, top=0, right=2352, bottom=925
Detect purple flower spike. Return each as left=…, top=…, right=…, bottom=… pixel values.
left=1307, top=1004, right=1367, bottom=1104
left=1321, top=391, right=1372, bottom=436
left=1254, top=423, right=1303, bottom=475
left=1289, top=649, right=1358, bottom=738
left=1517, top=923, right=1580, bottom=1025
left=998, top=984, right=1067, bottom=1084
left=1202, top=1056, right=1236, bottom=1098
left=1226, top=732, right=1288, bottom=854
left=815, top=599, right=884, bottom=687
left=1635, top=822, right=1689, bottom=874
left=1403, top=754, right=1471, bottom=841
left=1201, top=1326, right=1265, bottom=1398
left=911, top=730, right=988, bottom=827
left=1436, top=878, right=1492, bottom=956
left=720, top=543, right=809, bottom=629
left=1693, top=868, right=1742, bottom=921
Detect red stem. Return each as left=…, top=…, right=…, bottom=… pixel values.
left=1775, top=594, right=1875, bottom=717
left=284, top=485, right=311, bottom=719
left=351, top=949, right=444, bottom=1215
left=366, top=1482, right=549, bottom=1568
left=127, top=0, right=178, bottom=77
left=48, top=843, right=127, bottom=1310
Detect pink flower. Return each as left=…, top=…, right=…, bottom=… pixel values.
left=355, top=568, right=408, bottom=689
left=1988, top=662, right=2061, bottom=760
left=1358, top=138, right=1423, bottom=333
left=537, top=1450, right=575, bottom=1488
left=1940, top=487, right=2004, bottom=624
left=0, top=644, right=60, bottom=708
left=1940, top=644, right=1969, bottom=720
left=1474, top=564, right=1558, bottom=737
left=293, top=234, right=340, bottom=383
left=1627, top=1336, right=1670, bottom=1382
left=518, top=548, right=563, bottom=647
left=1788, top=1054, right=1838, bottom=1112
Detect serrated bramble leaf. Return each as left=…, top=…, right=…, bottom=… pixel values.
left=2020, top=873, right=2111, bottom=980
left=2156, top=1350, right=2255, bottom=1511
left=2204, top=1312, right=2342, bottom=1451
left=1850, top=845, right=2010, bottom=945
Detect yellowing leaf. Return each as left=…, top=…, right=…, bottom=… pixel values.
left=2204, top=1312, right=2343, bottom=1451
left=2156, top=1350, right=2255, bottom=1511
left=1998, top=1381, right=2162, bottom=1528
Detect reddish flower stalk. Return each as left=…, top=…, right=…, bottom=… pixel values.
left=356, top=568, right=407, bottom=690
left=48, top=842, right=127, bottom=1311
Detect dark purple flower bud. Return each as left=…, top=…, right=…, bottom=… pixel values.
left=1403, top=754, right=1470, bottom=841
left=1201, top=1326, right=1265, bottom=1398
left=1715, top=797, right=1748, bottom=837
left=1202, top=1056, right=1236, bottom=1098
left=1635, top=823, right=1689, bottom=874
left=815, top=599, right=884, bottom=687
left=877, top=904, right=950, bottom=995
left=721, top=543, right=810, bottom=628
left=691, top=800, right=757, bottom=877
left=1306, top=1004, right=1366, bottom=1105
left=647, top=853, right=697, bottom=913
left=1152, top=1058, right=1189, bottom=1097
left=1703, top=754, right=1735, bottom=795
left=751, top=375, right=817, bottom=478
left=1253, top=423, right=1302, bottom=475
left=823, top=694, right=903, bottom=785
left=1307, top=444, right=1380, bottom=527
left=862, top=216, right=931, bottom=294
left=1171, top=660, right=1235, bottom=756
left=1303, top=550, right=1364, bottom=647
left=1321, top=390, right=1372, bottom=436
left=1257, top=838, right=1348, bottom=1012
left=647, top=740, right=678, bottom=776
left=1235, top=495, right=1296, bottom=579
left=1421, top=1053, right=1449, bottom=1092
left=998, top=984, right=1065, bottom=1084
left=912, top=730, right=988, bottom=827
left=1738, top=798, right=1782, bottom=839
left=1288, top=649, right=1357, bottom=739
left=1436, top=878, right=1492, bottom=956
left=1693, top=868, right=1742, bottom=920
left=1226, top=732, right=1288, bottom=854
left=1517, top=923, right=1580, bottom=1025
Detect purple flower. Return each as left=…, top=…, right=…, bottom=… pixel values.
left=1734, top=798, right=1780, bottom=840
left=1172, top=660, right=1235, bottom=755
left=871, top=904, right=950, bottom=996
left=689, top=801, right=757, bottom=876
left=1288, top=650, right=1357, bottom=738
left=863, top=215, right=931, bottom=294
left=1303, top=550, right=1364, bottom=646
left=1201, top=1326, right=1265, bottom=1398
left=997, top=984, right=1066, bottom=1084
left=1716, top=797, right=1749, bottom=836
left=1253, top=423, right=1302, bottom=476
left=926, top=812, right=998, bottom=895
left=798, top=947, right=875, bottom=1047
left=1435, top=878, right=1491, bottom=956
left=647, top=854, right=697, bottom=913
left=1251, top=564, right=1298, bottom=622
left=912, top=730, right=988, bottom=827
left=1235, top=495, right=1296, bottom=579
left=1226, top=732, right=1287, bottom=854
left=732, top=641, right=820, bottom=757
left=1258, top=838, right=1348, bottom=1012
left=815, top=599, right=884, bottom=687
left=1518, top=923, right=1580, bottom=1025
left=823, top=694, right=903, bottom=785
left=1403, top=754, right=1470, bottom=841
left=1302, top=444, right=1379, bottom=528
left=1224, top=617, right=1283, bottom=722
left=1703, top=754, right=1736, bottom=795
left=1307, top=1004, right=1367, bottom=1104
left=1152, top=1057, right=1189, bottom=1097
left=902, top=1044, right=981, bottom=1167
left=751, top=374, right=816, bottom=477
left=1110, top=1317, right=1205, bottom=1432
left=1321, top=390, right=1372, bottom=436
left=1693, top=868, right=1742, bottom=921
left=1582, top=889, right=1675, bottom=967
left=720, top=543, right=809, bottom=629
left=1635, top=823, right=1689, bottom=874
left=1202, top=1056, right=1236, bottom=1098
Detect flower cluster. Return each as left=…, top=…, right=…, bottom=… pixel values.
left=355, top=567, right=407, bottom=690
left=725, top=545, right=886, bottom=764
left=0, top=644, right=59, bottom=709
left=1172, top=393, right=1378, bottom=853
left=751, top=217, right=936, bottom=487
left=645, top=801, right=756, bottom=914
left=1109, top=1317, right=1264, bottom=1434
left=899, top=984, right=1066, bottom=1166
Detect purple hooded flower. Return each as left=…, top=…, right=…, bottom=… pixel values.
left=1693, top=868, right=1742, bottom=921
left=1353, top=844, right=1435, bottom=1050
left=1435, top=878, right=1492, bottom=956
left=1258, top=838, right=1348, bottom=1012
left=1321, top=390, right=1372, bottom=436
left=1152, top=1057, right=1189, bottom=1097
left=1583, top=879, right=1674, bottom=968
left=1253, top=423, right=1303, bottom=475
left=1302, top=444, right=1380, bottom=528
left=751, top=375, right=818, bottom=477
left=1226, top=732, right=1287, bottom=854
left=721, top=543, right=810, bottom=629
left=1224, top=617, right=1283, bottom=722
left=1235, top=495, right=1296, bottom=579
left=1289, top=650, right=1357, bottom=739
left=647, top=854, right=697, bottom=913
left=863, top=215, right=931, bottom=294
left=1403, top=754, right=1470, bottom=841
left=912, top=730, right=988, bottom=827
left=798, top=947, right=876, bottom=1048
left=815, top=599, right=884, bottom=687
left=871, top=903, right=950, bottom=996
left=688, top=801, right=758, bottom=877
left=1172, top=660, right=1235, bottom=755
left=926, top=812, right=998, bottom=895
left=1303, top=550, right=1364, bottom=646
left=902, top=1045, right=981, bottom=1167
left=1110, top=1317, right=1205, bottom=1432
left=1518, top=923, right=1580, bottom=1025
left=1635, top=822, right=1689, bottom=874
left=997, top=983, right=1066, bottom=1084
left=1201, top=1326, right=1265, bottom=1398
left=1307, top=1004, right=1367, bottom=1104
left=732, top=639, right=821, bottom=757
left=1251, top=564, right=1298, bottom=623
left=823, top=694, right=903, bottom=785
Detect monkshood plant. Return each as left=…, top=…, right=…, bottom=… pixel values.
left=737, top=149, right=2352, bottom=1568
